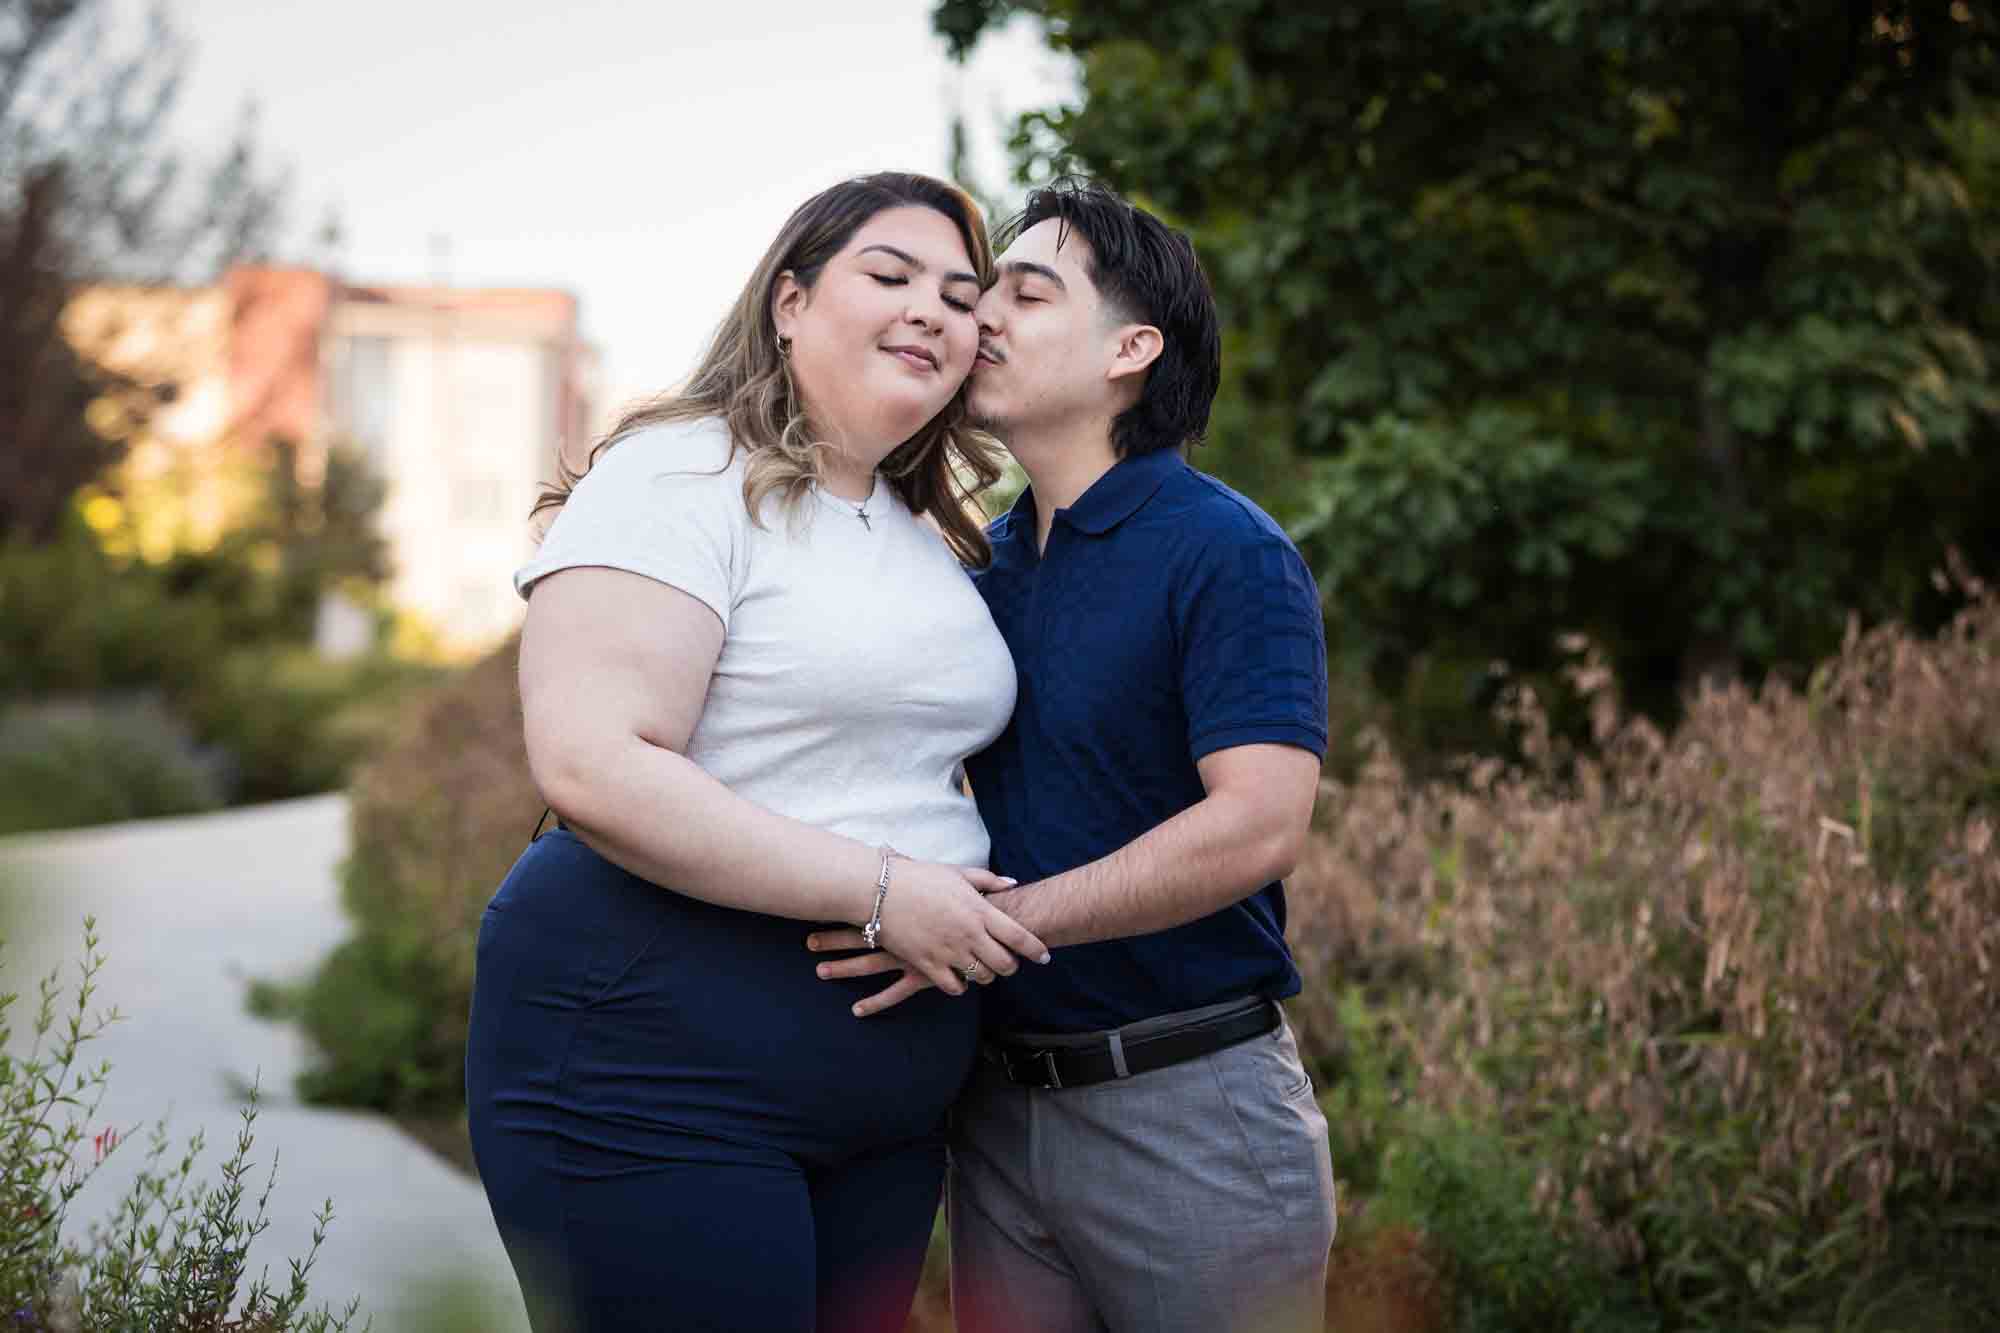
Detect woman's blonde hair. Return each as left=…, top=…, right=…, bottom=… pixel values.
left=534, top=172, right=1004, bottom=566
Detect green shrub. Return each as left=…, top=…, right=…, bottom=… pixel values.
left=1781, top=1226, right=2000, bottom=1333
left=0, top=696, right=226, bottom=835
left=276, top=637, right=534, bottom=1114
left=1288, top=580, right=2000, bottom=1328
left=179, top=645, right=442, bottom=805
left=0, top=529, right=227, bottom=702
left=0, top=522, right=439, bottom=823
left=1317, top=991, right=1652, bottom=1332
left=0, top=918, right=361, bottom=1331
left=1372, top=1116, right=1658, bottom=1333
left=0, top=458, right=422, bottom=821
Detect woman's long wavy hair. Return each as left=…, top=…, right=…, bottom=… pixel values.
left=533, top=172, right=1005, bottom=567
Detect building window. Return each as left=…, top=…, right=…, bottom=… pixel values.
left=330, top=336, right=394, bottom=467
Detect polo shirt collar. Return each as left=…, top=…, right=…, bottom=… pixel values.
left=1067, top=447, right=1183, bottom=534
left=1005, top=448, right=1183, bottom=543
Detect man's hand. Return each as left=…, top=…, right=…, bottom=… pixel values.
left=806, top=933, right=941, bottom=1016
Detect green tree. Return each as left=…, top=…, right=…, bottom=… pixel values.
left=938, top=0, right=2000, bottom=738
left=154, top=438, right=393, bottom=648
left=0, top=0, right=283, bottom=542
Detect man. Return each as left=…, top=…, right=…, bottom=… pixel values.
left=812, top=178, right=1334, bottom=1332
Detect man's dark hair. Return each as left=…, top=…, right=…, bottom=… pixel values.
left=998, top=178, right=1222, bottom=457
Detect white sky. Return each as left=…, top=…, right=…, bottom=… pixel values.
left=160, top=0, right=1076, bottom=423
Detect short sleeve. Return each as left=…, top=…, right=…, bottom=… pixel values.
left=1177, top=524, right=1328, bottom=761
left=513, top=423, right=746, bottom=630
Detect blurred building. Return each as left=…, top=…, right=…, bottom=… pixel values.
left=68, top=267, right=598, bottom=653
left=62, top=283, right=248, bottom=560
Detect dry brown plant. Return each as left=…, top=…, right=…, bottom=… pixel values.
left=342, top=632, right=534, bottom=1001
left=1287, top=577, right=2000, bottom=1314
left=291, top=635, right=539, bottom=1113
left=1323, top=1213, right=1452, bottom=1333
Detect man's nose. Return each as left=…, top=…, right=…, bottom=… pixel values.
left=974, top=292, right=1002, bottom=336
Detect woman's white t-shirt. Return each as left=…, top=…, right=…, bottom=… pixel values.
left=514, top=417, right=1016, bottom=868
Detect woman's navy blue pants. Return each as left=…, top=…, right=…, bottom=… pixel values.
left=465, top=829, right=980, bottom=1332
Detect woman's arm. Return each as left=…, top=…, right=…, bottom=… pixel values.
left=521, top=565, right=1047, bottom=994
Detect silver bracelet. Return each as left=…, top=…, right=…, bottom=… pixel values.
left=860, top=849, right=894, bottom=949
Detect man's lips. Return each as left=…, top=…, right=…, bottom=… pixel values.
left=974, top=346, right=1005, bottom=367
left=883, top=344, right=938, bottom=371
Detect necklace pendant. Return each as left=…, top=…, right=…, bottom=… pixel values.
left=857, top=510, right=872, bottom=531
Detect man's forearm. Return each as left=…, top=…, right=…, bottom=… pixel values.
left=986, top=789, right=1298, bottom=948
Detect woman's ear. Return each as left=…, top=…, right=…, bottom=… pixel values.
left=771, top=270, right=808, bottom=341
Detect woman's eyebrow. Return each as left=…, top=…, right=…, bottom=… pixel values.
left=858, top=243, right=979, bottom=288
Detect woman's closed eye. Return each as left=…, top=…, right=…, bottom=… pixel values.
left=872, top=272, right=976, bottom=314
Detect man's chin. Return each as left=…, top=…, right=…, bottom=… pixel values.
left=965, top=392, right=1011, bottom=440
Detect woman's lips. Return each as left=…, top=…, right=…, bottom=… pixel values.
left=883, top=345, right=938, bottom=371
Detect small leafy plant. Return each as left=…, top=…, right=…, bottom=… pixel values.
left=0, top=917, right=364, bottom=1332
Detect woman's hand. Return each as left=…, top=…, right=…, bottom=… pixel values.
left=809, top=863, right=1046, bottom=1016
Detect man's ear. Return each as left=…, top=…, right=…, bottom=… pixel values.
left=1105, top=323, right=1164, bottom=385
left=771, top=271, right=808, bottom=340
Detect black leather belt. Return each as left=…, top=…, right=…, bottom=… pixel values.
left=985, top=998, right=1280, bottom=1091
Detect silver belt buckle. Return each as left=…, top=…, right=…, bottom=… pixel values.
left=1005, top=1047, right=1063, bottom=1089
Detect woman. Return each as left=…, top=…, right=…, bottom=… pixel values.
left=465, top=173, right=1047, bottom=1333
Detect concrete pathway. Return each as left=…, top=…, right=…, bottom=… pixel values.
left=0, top=795, right=529, bottom=1331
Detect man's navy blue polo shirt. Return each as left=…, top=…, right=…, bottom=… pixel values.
left=967, top=446, right=1329, bottom=1034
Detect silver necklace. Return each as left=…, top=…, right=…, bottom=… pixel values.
left=825, top=479, right=878, bottom=530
